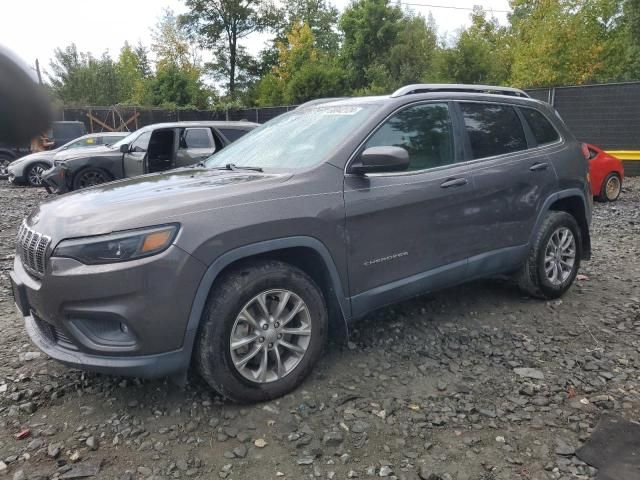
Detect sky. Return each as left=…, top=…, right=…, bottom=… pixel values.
left=1, top=0, right=511, bottom=78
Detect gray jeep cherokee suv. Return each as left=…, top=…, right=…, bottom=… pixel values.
left=10, top=84, right=592, bottom=402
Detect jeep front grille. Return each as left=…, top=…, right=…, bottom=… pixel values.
left=16, top=222, right=51, bottom=276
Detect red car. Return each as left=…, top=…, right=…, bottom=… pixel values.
left=586, top=144, right=624, bottom=202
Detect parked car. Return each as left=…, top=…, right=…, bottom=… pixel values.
left=0, top=121, right=87, bottom=179
left=7, top=132, right=128, bottom=186
left=11, top=84, right=592, bottom=402
left=42, top=121, right=258, bottom=193
left=586, top=143, right=624, bottom=202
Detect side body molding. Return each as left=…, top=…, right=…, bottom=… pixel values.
left=181, top=236, right=351, bottom=362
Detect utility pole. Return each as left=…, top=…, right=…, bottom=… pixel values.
left=35, top=58, right=43, bottom=85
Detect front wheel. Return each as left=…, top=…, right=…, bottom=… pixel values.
left=517, top=211, right=582, bottom=299
left=72, top=167, right=112, bottom=190
left=196, top=260, right=328, bottom=403
left=26, top=162, right=49, bottom=187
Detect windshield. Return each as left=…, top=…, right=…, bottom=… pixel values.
left=110, top=128, right=148, bottom=149
left=205, top=104, right=378, bottom=169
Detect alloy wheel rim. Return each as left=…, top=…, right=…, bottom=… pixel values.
left=28, top=165, right=45, bottom=186
left=229, top=289, right=311, bottom=383
left=80, top=171, right=106, bottom=188
left=605, top=176, right=620, bottom=200
left=544, top=227, right=576, bottom=285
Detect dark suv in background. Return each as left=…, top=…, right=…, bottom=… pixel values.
left=11, top=84, right=592, bottom=403
left=42, top=121, right=258, bottom=193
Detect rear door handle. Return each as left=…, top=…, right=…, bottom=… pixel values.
left=530, top=162, right=549, bottom=171
left=440, top=177, right=468, bottom=188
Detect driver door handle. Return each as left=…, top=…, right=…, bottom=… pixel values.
left=530, top=162, right=549, bottom=171
left=440, top=177, right=468, bottom=188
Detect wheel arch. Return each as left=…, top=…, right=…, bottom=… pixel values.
left=533, top=190, right=591, bottom=260
left=182, top=237, right=351, bottom=367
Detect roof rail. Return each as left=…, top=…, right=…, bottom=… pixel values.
left=390, top=84, right=530, bottom=98
left=295, top=97, right=349, bottom=109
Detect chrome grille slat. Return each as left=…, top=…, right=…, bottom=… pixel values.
left=16, top=222, right=51, bottom=276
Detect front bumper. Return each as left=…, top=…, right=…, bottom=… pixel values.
left=10, top=244, right=206, bottom=378
left=7, top=163, right=27, bottom=184
left=42, top=164, right=70, bottom=194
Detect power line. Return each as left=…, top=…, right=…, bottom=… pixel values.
left=400, top=2, right=511, bottom=14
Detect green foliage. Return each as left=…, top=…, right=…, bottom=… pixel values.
left=47, top=0, right=640, bottom=108
left=434, top=8, right=511, bottom=85
left=255, top=22, right=346, bottom=105
left=339, top=0, right=404, bottom=90
left=49, top=45, right=122, bottom=105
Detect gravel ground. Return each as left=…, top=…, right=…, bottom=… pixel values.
left=0, top=178, right=638, bottom=480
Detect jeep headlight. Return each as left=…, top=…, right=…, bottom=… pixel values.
left=53, top=225, right=178, bottom=265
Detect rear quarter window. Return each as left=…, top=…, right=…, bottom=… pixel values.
left=460, top=103, right=528, bottom=159
left=520, top=108, right=560, bottom=145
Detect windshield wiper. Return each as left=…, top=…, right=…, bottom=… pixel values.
left=214, top=163, right=263, bottom=172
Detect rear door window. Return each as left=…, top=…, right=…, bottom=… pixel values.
left=181, top=128, right=212, bottom=149
left=363, top=103, right=455, bottom=171
left=520, top=107, right=560, bottom=145
left=460, top=103, right=527, bottom=159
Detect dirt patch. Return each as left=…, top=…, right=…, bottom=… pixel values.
left=0, top=179, right=639, bottom=479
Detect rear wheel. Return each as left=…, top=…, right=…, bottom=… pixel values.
left=26, top=162, right=48, bottom=187
left=72, top=168, right=112, bottom=190
left=598, top=173, right=621, bottom=202
left=517, top=211, right=581, bottom=299
left=196, top=260, right=328, bottom=403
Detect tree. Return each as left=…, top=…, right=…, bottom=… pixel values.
left=116, top=42, right=150, bottom=103
left=508, top=0, right=617, bottom=87
left=364, top=14, right=438, bottom=92
left=48, top=44, right=122, bottom=105
left=149, top=10, right=211, bottom=108
left=435, top=8, right=511, bottom=85
left=255, top=22, right=346, bottom=105
left=180, top=0, right=275, bottom=97
left=273, top=0, right=340, bottom=53
left=339, top=0, right=403, bottom=90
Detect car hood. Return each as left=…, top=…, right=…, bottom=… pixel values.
left=54, top=145, right=114, bottom=161
left=9, top=148, right=60, bottom=165
left=26, top=168, right=291, bottom=241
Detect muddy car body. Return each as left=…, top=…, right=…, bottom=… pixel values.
left=11, top=85, right=592, bottom=402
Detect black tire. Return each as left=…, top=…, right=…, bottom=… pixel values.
left=196, top=260, right=327, bottom=403
left=598, top=172, right=622, bottom=202
left=517, top=211, right=581, bottom=299
left=26, top=162, right=49, bottom=187
left=72, top=167, right=112, bottom=190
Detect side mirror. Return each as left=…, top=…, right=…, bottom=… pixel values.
left=119, top=143, right=129, bottom=153
left=350, top=146, right=410, bottom=174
